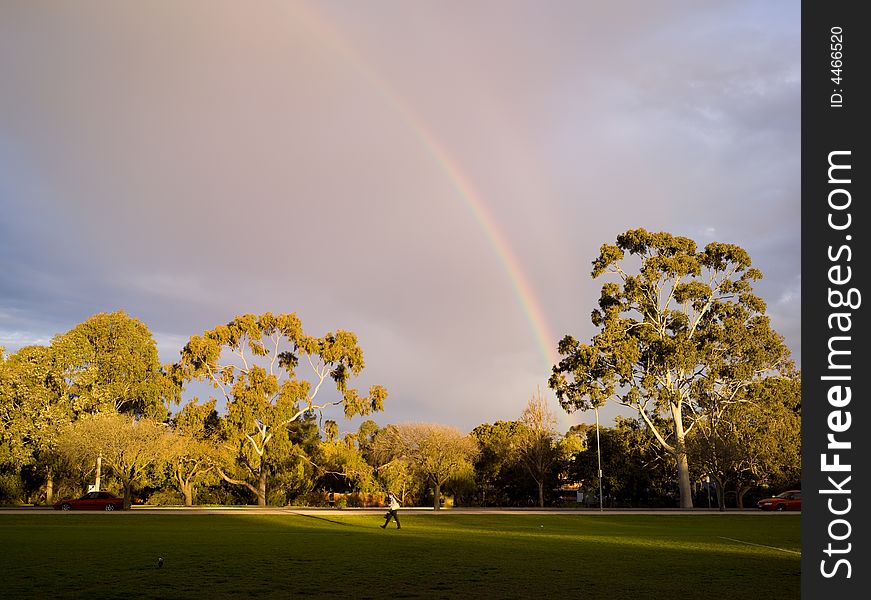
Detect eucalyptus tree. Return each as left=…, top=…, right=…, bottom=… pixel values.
left=53, top=311, right=177, bottom=419
left=173, top=312, right=387, bottom=506
left=0, top=345, right=70, bottom=504
left=550, top=229, right=790, bottom=508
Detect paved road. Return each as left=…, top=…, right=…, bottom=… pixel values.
left=0, top=506, right=798, bottom=516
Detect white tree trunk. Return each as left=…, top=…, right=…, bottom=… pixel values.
left=671, top=404, right=693, bottom=509
left=94, top=453, right=102, bottom=491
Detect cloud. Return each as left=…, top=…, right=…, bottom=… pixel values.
left=0, top=329, right=53, bottom=351
left=0, top=1, right=800, bottom=430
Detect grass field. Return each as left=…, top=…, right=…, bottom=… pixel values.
left=0, top=511, right=800, bottom=599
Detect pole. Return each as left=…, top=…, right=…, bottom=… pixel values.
left=706, top=475, right=712, bottom=509
left=596, top=406, right=603, bottom=512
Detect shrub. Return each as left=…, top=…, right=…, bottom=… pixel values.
left=289, top=490, right=329, bottom=507
left=0, top=472, right=25, bottom=504
left=144, top=489, right=184, bottom=506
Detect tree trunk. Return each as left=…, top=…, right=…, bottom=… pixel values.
left=433, top=482, right=440, bottom=510
left=714, top=476, right=726, bottom=511
left=95, top=453, right=102, bottom=491
left=671, top=405, right=693, bottom=508
left=257, top=468, right=268, bottom=507
left=45, top=469, right=54, bottom=505
left=123, top=482, right=133, bottom=510
left=175, top=466, right=194, bottom=506
left=737, top=484, right=750, bottom=509
left=538, top=481, right=544, bottom=508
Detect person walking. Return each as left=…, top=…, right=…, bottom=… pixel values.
left=380, top=493, right=401, bottom=529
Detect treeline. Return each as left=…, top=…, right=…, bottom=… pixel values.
left=1, top=230, right=803, bottom=509
left=1, top=311, right=798, bottom=510
left=0, top=308, right=576, bottom=509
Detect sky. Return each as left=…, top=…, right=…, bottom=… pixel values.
left=0, top=1, right=800, bottom=434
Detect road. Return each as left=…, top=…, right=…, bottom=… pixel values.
left=0, top=506, right=799, bottom=516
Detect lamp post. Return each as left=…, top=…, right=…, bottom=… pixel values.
left=595, top=406, right=603, bottom=512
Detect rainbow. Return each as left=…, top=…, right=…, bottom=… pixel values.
left=291, top=4, right=575, bottom=427
left=419, top=137, right=561, bottom=372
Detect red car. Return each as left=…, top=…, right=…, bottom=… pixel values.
left=757, top=490, right=801, bottom=511
left=53, top=491, right=124, bottom=511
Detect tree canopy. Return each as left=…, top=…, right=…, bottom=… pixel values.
left=1, top=286, right=800, bottom=510
left=167, top=398, right=222, bottom=506
left=471, top=420, right=526, bottom=506
left=550, top=229, right=791, bottom=508
left=173, top=312, right=387, bottom=506
left=373, top=423, right=477, bottom=509
left=0, top=345, right=72, bottom=503
left=58, top=413, right=173, bottom=509
left=570, top=417, right=676, bottom=507
left=53, top=311, right=177, bottom=419
left=688, top=371, right=800, bottom=509
left=516, top=391, right=580, bottom=508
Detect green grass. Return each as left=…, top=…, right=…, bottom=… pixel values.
left=0, top=512, right=799, bottom=599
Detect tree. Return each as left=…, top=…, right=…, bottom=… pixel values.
left=375, top=457, right=418, bottom=507
left=516, top=391, right=560, bottom=507
left=357, top=419, right=380, bottom=448
left=373, top=423, right=477, bottom=509
left=740, top=373, right=801, bottom=495
left=268, top=412, right=322, bottom=505
left=311, top=419, right=383, bottom=499
left=471, top=420, right=525, bottom=506
left=168, top=399, right=222, bottom=506
left=316, top=433, right=376, bottom=496
left=53, top=311, right=177, bottom=419
left=688, top=372, right=800, bottom=509
left=59, top=413, right=173, bottom=509
left=173, top=313, right=387, bottom=506
left=0, top=345, right=70, bottom=504
left=570, top=417, right=676, bottom=507
left=550, top=229, right=790, bottom=508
